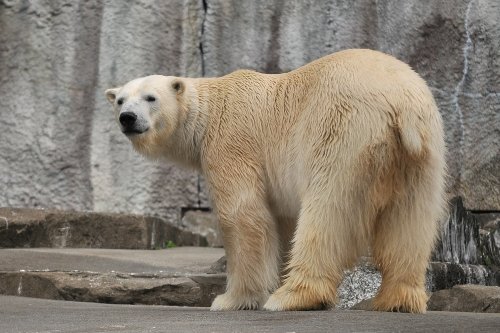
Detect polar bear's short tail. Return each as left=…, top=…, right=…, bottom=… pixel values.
left=399, top=123, right=423, bottom=158
left=396, top=98, right=440, bottom=159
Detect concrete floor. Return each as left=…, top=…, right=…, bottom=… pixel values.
left=1, top=295, right=499, bottom=333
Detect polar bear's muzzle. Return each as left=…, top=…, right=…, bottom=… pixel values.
left=119, top=111, right=149, bottom=135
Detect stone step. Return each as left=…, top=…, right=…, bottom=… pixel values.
left=0, top=247, right=225, bottom=274
left=1, top=247, right=498, bottom=309
left=0, top=247, right=226, bottom=307
left=0, top=208, right=217, bottom=249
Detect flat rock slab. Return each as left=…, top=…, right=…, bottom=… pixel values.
left=0, top=247, right=224, bottom=274
left=1, top=296, right=500, bottom=333
left=0, top=208, right=211, bottom=249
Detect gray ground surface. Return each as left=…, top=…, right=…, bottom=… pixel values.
left=0, top=247, right=224, bottom=274
left=1, top=296, right=499, bottom=333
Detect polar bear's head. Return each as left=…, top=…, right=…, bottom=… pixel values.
left=105, top=75, right=187, bottom=158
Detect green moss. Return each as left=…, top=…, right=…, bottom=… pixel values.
left=165, top=240, right=177, bottom=249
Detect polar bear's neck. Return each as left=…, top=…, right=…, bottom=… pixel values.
left=165, top=77, right=213, bottom=170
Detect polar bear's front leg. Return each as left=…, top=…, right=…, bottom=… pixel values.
left=208, top=177, right=281, bottom=311
left=264, top=192, right=361, bottom=311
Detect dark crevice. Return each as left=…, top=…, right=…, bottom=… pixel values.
left=199, top=0, right=208, bottom=77
left=197, top=175, right=202, bottom=207
left=180, top=206, right=212, bottom=218
left=196, top=0, right=208, bottom=210
left=470, top=210, right=500, bottom=214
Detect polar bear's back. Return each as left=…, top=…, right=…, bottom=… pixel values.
left=279, top=49, right=442, bottom=159
left=249, top=49, right=445, bottom=214
left=203, top=49, right=444, bottom=189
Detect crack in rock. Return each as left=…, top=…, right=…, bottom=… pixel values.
left=451, top=0, right=474, bottom=184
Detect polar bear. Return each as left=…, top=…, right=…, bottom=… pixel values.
left=105, top=49, right=446, bottom=313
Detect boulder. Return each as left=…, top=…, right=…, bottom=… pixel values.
left=428, top=284, right=500, bottom=313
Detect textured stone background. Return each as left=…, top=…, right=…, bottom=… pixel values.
left=0, top=0, right=498, bottom=225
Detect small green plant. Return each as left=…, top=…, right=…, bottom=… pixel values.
left=165, top=240, right=177, bottom=249
left=483, top=254, right=492, bottom=267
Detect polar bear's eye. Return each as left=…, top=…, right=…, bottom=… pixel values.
left=117, top=98, right=124, bottom=105
left=145, top=95, right=156, bottom=102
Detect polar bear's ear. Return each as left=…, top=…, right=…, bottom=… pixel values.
left=171, top=80, right=185, bottom=95
left=105, top=87, right=120, bottom=104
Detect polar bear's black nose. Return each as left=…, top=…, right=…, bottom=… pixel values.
left=119, top=112, right=137, bottom=128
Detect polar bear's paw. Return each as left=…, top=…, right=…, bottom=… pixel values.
left=263, top=285, right=332, bottom=311
left=372, top=284, right=428, bottom=313
left=210, top=292, right=267, bottom=311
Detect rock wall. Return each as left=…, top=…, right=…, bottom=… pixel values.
left=0, top=0, right=498, bottom=224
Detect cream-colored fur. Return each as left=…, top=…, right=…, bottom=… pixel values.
left=106, top=49, right=447, bottom=313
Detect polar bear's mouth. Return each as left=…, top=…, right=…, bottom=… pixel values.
left=123, top=127, right=149, bottom=136
left=119, top=111, right=150, bottom=136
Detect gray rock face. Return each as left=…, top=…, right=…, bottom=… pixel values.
left=477, top=213, right=500, bottom=267
left=432, top=197, right=500, bottom=278
left=434, top=197, right=484, bottom=265
left=428, top=284, right=500, bottom=313
left=0, top=0, right=498, bottom=223
left=0, top=0, right=208, bottom=224
left=427, top=262, right=499, bottom=291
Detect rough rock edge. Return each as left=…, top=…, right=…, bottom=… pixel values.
left=0, top=270, right=226, bottom=307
